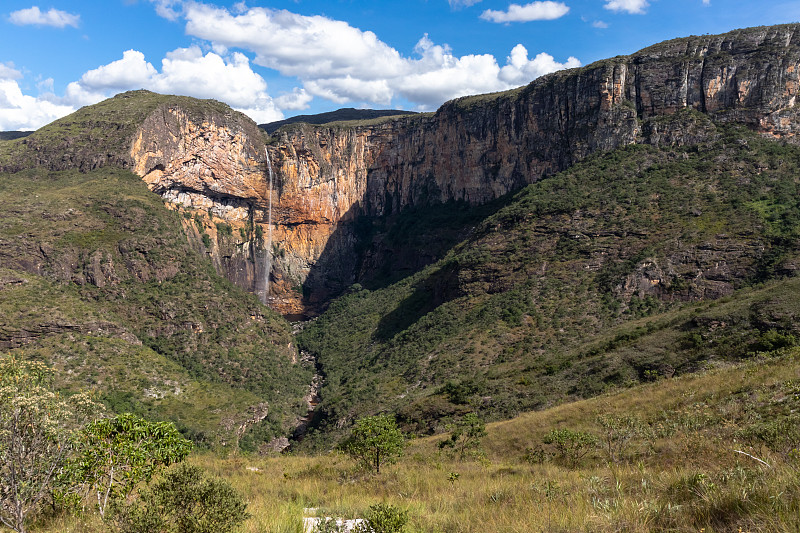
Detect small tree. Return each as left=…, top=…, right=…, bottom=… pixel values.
left=438, top=412, right=487, bottom=459
left=0, top=356, right=101, bottom=533
left=596, top=415, right=649, bottom=465
left=111, top=463, right=248, bottom=533
left=342, top=415, right=405, bottom=474
left=542, top=428, right=597, bottom=467
left=61, top=413, right=192, bottom=517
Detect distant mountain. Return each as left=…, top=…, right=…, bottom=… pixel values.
left=0, top=131, right=32, bottom=141
left=259, top=108, right=417, bottom=133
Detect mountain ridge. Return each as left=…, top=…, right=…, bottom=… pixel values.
left=259, top=107, right=418, bottom=134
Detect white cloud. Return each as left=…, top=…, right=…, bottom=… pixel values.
left=702, top=0, right=710, bottom=4
left=0, top=78, right=76, bottom=130
left=184, top=4, right=407, bottom=83
left=149, top=0, right=183, bottom=21
left=480, top=1, right=570, bottom=23
left=448, top=0, right=483, bottom=8
left=21, top=45, right=282, bottom=127
left=275, top=88, right=313, bottom=111
left=0, top=63, right=76, bottom=130
left=0, top=64, right=22, bottom=81
left=592, top=20, right=609, bottom=28
left=181, top=4, right=580, bottom=110
left=9, top=6, right=80, bottom=28
left=79, top=50, right=158, bottom=90
left=603, top=0, right=649, bottom=14
left=36, top=77, right=54, bottom=92
left=499, top=45, right=580, bottom=85
left=67, top=46, right=284, bottom=123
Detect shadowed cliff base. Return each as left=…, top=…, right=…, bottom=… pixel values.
left=294, top=195, right=515, bottom=318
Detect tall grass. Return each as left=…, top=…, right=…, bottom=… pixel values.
left=23, top=349, right=800, bottom=533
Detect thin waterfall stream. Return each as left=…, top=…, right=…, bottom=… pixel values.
left=264, top=147, right=274, bottom=302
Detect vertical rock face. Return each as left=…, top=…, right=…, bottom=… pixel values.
left=126, top=24, right=800, bottom=315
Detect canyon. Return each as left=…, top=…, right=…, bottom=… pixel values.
left=10, top=24, right=800, bottom=317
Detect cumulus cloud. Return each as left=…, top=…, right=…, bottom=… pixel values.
left=275, top=88, right=313, bottom=111
left=480, top=1, right=570, bottom=23
left=9, top=6, right=80, bottom=28
left=184, top=4, right=406, bottom=83
left=592, top=20, right=609, bottom=28
left=63, top=46, right=284, bottom=123
left=0, top=66, right=75, bottom=130
left=0, top=63, right=71, bottom=130
left=0, top=64, right=22, bottom=80
left=499, top=44, right=580, bottom=85
left=448, top=0, right=483, bottom=8
left=603, top=0, right=649, bottom=14
left=79, top=50, right=158, bottom=90
left=149, top=0, right=183, bottom=20
left=181, top=4, right=580, bottom=110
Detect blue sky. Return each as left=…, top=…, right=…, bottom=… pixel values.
left=1, top=0, right=800, bottom=130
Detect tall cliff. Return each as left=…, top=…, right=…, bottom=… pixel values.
left=7, top=25, right=800, bottom=316
left=258, top=23, right=800, bottom=314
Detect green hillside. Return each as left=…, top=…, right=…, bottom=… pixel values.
left=0, top=165, right=311, bottom=448
left=298, top=113, right=800, bottom=442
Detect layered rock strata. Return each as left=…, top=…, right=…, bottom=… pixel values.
left=127, top=24, right=800, bottom=315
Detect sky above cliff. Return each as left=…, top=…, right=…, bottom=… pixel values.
left=1, top=0, right=799, bottom=130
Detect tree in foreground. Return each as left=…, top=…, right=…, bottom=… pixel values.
left=111, top=463, right=248, bottom=533
left=342, top=415, right=405, bottom=474
left=0, top=356, right=101, bottom=533
left=60, top=412, right=192, bottom=517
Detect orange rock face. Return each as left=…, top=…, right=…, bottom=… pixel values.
left=126, top=24, right=800, bottom=316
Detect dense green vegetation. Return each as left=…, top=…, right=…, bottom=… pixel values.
left=298, top=119, right=800, bottom=442
left=1, top=356, right=248, bottom=533
left=0, top=165, right=311, bottom=446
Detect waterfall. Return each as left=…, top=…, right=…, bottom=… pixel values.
left=264, top=147, right=275, bottom=302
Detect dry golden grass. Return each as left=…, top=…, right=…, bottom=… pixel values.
left=22, top=350, right=800, bottom=533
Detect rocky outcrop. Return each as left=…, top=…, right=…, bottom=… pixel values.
left=113, top=24, right=800, bottom=314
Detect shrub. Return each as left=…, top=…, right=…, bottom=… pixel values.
left=542, top=428, right=598, bottom=467
left=354, top=503, right=409, bottom=533
left=111, top=463, right=248, bottom=533
left=61, top=413, right=192, bottom=517
left=0, top=356, right=102, bottom=533
left=596, top=415, right=650, bottom=464
left=438, top=412, right=487, bottom=459
left=215, top=222, right=233, bottom=237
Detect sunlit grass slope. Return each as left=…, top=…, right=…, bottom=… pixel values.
left=30, top=347, right=800, bottom=533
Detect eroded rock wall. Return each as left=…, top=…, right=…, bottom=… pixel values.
left=129, top=24, right=800, bottom=315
